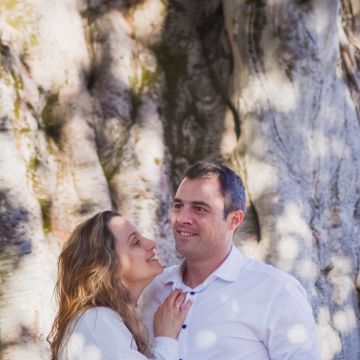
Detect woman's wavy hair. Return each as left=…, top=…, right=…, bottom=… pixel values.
left=48, top=211, right=151, bottom=358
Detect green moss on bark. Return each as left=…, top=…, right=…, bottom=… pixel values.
left=129, top=61, right=161, bottom=120
left=3, top=0, right=19, bottom=11
left=41, top=93, right=62, bottom=145
left=8, top=71, right=23, bottom=120
left=38, top=198, right=52, bottom=233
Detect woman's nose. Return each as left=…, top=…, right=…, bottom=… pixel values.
left=143, top=237, right=156, bottom=250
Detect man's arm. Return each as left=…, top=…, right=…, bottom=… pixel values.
left=263, top=279, right=320, bottom=360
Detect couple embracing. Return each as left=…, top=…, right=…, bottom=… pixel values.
left=49, top=161, right=320, bottom=359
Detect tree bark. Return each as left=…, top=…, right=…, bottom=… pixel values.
left=222, top=1, right=360, bottom=359
left=0, top=0, right=359, bottom=359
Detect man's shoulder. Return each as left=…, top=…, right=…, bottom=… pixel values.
left=240, top=255, right=302, bottom=289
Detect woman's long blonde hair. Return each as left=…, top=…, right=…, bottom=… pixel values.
left=48, top=211, right=151, bottom=359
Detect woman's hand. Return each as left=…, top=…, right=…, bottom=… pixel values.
left=153, top=289, right=192, bottom=339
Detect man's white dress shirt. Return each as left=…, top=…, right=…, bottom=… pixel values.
left=58, top=306, right=178, bottom=360
left=140, top=246, right=320, bottom=360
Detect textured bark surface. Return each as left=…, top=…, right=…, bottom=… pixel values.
left=223, top=1, right=360, bottom=359
left=0, top=0, right=359, bottom=359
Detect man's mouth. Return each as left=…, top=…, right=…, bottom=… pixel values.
left=177, top=230, right=197, bottom=237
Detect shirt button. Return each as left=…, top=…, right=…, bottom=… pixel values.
left=190, top=291, right=195, bottom=295
left=182, top=324, right=187, bottom=329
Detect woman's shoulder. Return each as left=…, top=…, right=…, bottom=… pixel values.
left=75, top=306, right=125, bottom=332
left=79, top=306, right=122, bottom=321
left=70, top=307, right=134, bottom=346
left=59, top=307, right=135, bottom=359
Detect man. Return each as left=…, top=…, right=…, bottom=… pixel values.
left=141, top=161, right=320, bottom=359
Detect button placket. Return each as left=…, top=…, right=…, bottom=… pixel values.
left=178, top=290, right=196, bottom=360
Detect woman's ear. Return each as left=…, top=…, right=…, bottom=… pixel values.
left=228, top=210, right=244, bottom=230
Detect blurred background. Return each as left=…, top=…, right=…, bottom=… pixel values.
left=0, top=0, right=359, bottom=359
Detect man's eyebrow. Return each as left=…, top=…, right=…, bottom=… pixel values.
left=192, top=201, right=210, bottom=208
left=173, top=199, right=210, bottom=208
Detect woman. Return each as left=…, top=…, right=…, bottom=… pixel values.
left=48, top=211, right=191, bottom=359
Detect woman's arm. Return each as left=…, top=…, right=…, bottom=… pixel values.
left=60, top=307, right=179, bottom=360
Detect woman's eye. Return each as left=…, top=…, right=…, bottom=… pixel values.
left=132, top=238, right=140, bottom=246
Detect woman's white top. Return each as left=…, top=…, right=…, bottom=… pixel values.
left=58, top=306, right=178, bottom=360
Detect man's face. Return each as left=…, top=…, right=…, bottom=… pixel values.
left=171, top=175, right=235, bottom=262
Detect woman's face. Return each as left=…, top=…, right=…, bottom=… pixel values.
left=107, top=216, right=163, bottom=289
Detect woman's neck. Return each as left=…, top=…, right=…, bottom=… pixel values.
left=127, top=281, right=149, bottom=305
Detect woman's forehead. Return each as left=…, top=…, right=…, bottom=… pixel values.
left=108, top=216, right=138, bottom=240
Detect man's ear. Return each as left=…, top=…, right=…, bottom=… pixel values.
left=228, top=210, right=244, bottom=230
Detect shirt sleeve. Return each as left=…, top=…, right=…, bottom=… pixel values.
left=152, top=337, right=179, bottom=360
left=263, top=279, right=320, bottom=360
left=63, top=307, right=179, bottom=360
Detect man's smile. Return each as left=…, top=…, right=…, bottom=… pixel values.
left=176, top=230, right=198, bottom=237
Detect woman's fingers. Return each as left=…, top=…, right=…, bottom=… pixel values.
left=180, top=299, right=192, bottom=312
left=162, top=289, right=193, bottom=313
left=163, top=288, right=182, bottom=307
left=163, top=288, right=188, bottom=308
left=174, top=291, right=186, bottom=309
left=153, top=290, right=193, bottom=338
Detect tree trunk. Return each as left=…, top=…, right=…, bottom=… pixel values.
left=0, top=0, right=359, bottom=359
left=222, top=1, right=360, bottom=359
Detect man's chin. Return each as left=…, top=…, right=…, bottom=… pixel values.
left=175, top=244, right=195, bottom=259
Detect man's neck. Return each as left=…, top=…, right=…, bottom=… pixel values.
left=182, top=245, right=232, bottom=288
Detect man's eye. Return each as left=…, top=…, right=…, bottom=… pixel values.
left=172, top=203, right=182, bottom=209
left=195, top=207, right=205, bottom=212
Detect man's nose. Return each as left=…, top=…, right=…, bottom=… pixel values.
left=175, top=207, right=193, bottom=224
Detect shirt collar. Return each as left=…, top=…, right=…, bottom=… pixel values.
left=212, top=245, right=244, bottom=282
left=161, top=261, right=185, bottom=289
left=162, top=245, right=245, bottom=289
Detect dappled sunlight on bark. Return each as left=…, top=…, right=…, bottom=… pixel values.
left=333, top=306, right=357, bottom=333
left=1, top=0, right=359, bottom=359
left=318, top=307, right=342, bottom=360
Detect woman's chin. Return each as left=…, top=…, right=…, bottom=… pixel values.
left=159, top=265, right=165, bottom=274
left=142, top=270, right=163, bottom=291
left=154, top=260, right=164, bottom=275
left=146, top=262, right=164, bottom=282
left=150, top=258, right=164, bottom=271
